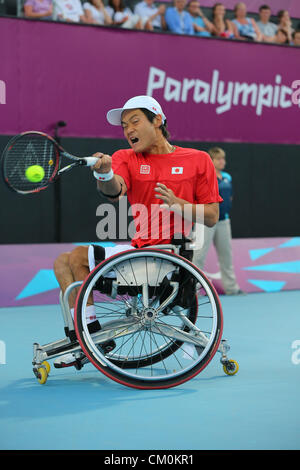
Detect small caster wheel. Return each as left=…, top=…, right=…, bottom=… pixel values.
left=37, top=364, right=49, bottom=385
left=42, top=361, right=51, bottom=374
left=223, top=359, right=239, bottom=376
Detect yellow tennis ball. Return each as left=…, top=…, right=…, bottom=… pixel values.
left=25, top=165, right=45, bottom=183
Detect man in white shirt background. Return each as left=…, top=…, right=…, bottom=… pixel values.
left=134, top=0, right=166, bottom=31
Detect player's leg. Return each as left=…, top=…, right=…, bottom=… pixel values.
left=53, top=246, right=100, bottom=368
left=54, top=247, right=96, bottom=324
left=53, top=251, right=74, bottom=303
left=53, top=244, right=133, bottom=368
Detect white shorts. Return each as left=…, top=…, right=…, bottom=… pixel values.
left=88, top=244, right=135, bottom=272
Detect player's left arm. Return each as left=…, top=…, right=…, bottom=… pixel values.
left=154, top=183, right=219, bottom=227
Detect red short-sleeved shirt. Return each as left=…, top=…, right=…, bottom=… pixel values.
left=111, top=146, right=223, bottom=248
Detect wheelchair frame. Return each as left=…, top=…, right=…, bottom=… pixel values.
left=32, top=244, right=238, bottom=387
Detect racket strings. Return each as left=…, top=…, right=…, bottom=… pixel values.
left=3, top=135, right=59, bottom=193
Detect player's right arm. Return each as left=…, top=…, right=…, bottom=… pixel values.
left=91, top=152, right=127, bottom=201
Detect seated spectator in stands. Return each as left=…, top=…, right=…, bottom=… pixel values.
left=211, top=2, right=238, bottom=38
left=274, top=28, right=289, bottom=45
left=291, top=30, right=300, bottom=46
left=232, top=2, right=263, bottom=41
left=277, top=10, right=294, bottom=43
left=53, top=0, right=87, bottom=22
left=257, top=4, right=277, bottom=42
left=134, top=0, right=165, bottom=31
left=187, top=1, right=213, bottom=37
left=165, top=0, right=194, bottom=35
left=83, top=0, right=112, bottom=25
left=24, top=0, right=53, bottom=19
left=106, top=0, right=143, bottom=29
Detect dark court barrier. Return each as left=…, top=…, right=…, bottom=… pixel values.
left=0, top=134, right=300, bottom=243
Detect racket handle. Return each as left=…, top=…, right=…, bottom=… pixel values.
left=83, top=156, right=100, bottom=167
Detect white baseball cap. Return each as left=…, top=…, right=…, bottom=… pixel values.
left=107, top=95, right=167, bottom=126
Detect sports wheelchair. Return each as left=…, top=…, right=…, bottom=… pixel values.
left=32, top=245, right=239, bottom=389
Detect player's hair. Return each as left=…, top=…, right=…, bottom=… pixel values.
left=208, top=147, right=226, bottom=159
left=140, top=108, right=170, bottom=139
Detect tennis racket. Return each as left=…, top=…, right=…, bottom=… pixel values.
left=1, top=131, right=100, bottom=195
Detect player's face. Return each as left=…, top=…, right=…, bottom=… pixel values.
left=121, top=109, right=159, bottom=153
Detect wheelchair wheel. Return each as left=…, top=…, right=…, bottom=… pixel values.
left=74, top=248, right=223, bottom=389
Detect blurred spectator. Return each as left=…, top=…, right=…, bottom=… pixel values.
left=291, top=30, right=300, bottom=46
left=134, top=0, right=165, bottom=31
left=53, top=0, right=87, bottom=22
left=83, top=0, right=112, bottom=25
left=232, top=2, right=263, bottom=41
left=165, top=0, right=194, bottom=35
left=211, top=2, right=238, bottom=38
left=277, top=10, right=294, bottom=43
left=257, top=4, right=277, bottom=42
left=24, top=0, right=53, bottom=19
left=106, top=0, right=143, bottom=29
left=274, top=28, right=289, bottom=45
left=187, top=0, right=213, bottom=37
left=192, top=147, right=244, bottom=296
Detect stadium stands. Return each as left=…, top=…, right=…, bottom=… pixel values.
left=1, top=0, right=300, bottom=45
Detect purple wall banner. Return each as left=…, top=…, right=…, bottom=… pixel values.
left=0, top=18, right=299, bottom=144
left=0, top=238, right=299, bottom=308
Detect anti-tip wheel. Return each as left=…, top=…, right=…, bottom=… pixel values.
left=223, top=359, right=239, bottom=376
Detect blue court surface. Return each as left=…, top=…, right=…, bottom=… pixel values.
left=0, top=290, right=299, bottom=451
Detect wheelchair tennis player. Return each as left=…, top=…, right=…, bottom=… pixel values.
left=53, top=95, right=223, bottom=369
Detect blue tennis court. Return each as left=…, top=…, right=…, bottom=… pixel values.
left=0, top=290, right=299, bottom=450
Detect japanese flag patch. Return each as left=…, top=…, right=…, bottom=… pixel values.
left=171, top=167, right=183, bottom=174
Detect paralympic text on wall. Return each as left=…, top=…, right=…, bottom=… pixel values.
left=146, top=67, right=300, bottom=116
